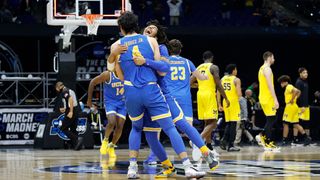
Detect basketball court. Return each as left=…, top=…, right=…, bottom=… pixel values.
left=1, top=146, right=320, bottom=179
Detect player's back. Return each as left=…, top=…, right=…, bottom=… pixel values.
left=258, top=64, right=273, bottom=102
left=103, top=72, right=124, bottom=103
left=164, top=55, right=194, bottom=104
left=196, top=63, right=216, bottom=93
left=221, top=75, right=238, bottom=101
left=119, top=34, right=157, bottom=87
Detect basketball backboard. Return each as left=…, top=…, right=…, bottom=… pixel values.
left=47, top=0, right=131, bottom=26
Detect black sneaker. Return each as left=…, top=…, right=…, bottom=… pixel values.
left=219, top=140, right=227, bottom=150
left=304, top=137, right=311, bottom=146
left=227, top=146, right=240, bottom=152
left=74, top=137, right=83, bottom=151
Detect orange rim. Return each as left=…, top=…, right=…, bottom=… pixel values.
left=81, top=14, right=103, bottom=24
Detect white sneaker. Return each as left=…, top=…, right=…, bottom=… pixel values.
left=192, top=144, right=202, bottom=161
left=185, top=166, right=206, bottom=179
left=211, top=149, right=220, bottom=160
left=127, top=164, right=139, bottom=179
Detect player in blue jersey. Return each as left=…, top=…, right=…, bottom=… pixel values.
left=108, top=12, right=206, bottom=179
left=164, top=39, right=203, bottom=123
left=87, top=70, right=126, bottom=158
left=129, top=21, right=219, bottom=176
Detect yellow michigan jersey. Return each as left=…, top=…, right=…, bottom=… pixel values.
left=258, top=64, right=277, bottom=116
left=283, top=84, right=299, bottom=123
left=196, top=63, right=218, bottom=120
left=221, top=75, right=240, bottom=122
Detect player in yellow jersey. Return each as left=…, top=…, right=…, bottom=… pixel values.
left=191, top=51, right=230, bottom=150
left=256, top=51, right=280, bottom=151
left=218, top=64, right=241, bottom=152
left=278, top=75, right=311, bottom=146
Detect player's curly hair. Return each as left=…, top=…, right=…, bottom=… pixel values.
left=277, top=75, right=291, bottom=83
left=145, top=20, right=168, bottom=45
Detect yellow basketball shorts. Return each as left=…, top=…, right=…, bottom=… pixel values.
left=260, top=99, right=277, bottom=116
left=197, top=91, right=218, bottom=120
left=283, top=103, right=299, bottom=123
left=299, top=107, right=310, bottom=121
left=223, top=99, right=240, bottom=122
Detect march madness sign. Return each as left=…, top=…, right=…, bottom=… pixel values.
left=0, top=109, right=49, bottom=145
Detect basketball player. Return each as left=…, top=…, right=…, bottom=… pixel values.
left=295, top=67, right=311, bottom=143
left=278, top=75, right=311, bottom=146
left=191, top=50, right=230, bottom=150
left=108, top=12, right=206, bottom=179
left=87, top=70, right=126, bottom=158
left=256, top=51, right=280, bottom=151
left=133, top=37, right=219, bottom=169
left=219, top=64, right=241, bottom=152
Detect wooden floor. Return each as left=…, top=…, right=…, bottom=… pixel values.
left=1, top=145, right=320, bottom=180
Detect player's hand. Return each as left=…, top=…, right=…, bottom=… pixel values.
left=273, top=99, right=279, bottom=110
left=225, top=99, right=230, bottom=108
left=202, top=74, right=209, bottom=80
left=112, top=44, right=127, bottom=55
left=289, top=99, right=294, bottom=104
left=218, top=105, right=224, bottom=112
left=133, top=56, right=146, bottom=65
left=67, top=111, right=73, bottom=118
left=300, top=107, right=306, bottom=113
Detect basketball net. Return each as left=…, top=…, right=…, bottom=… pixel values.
left=81, top=14, right=103, bottom=35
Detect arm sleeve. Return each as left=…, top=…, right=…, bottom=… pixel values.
left=145, top=58, right=170, bottom=72
left=239, top=97, right=248, bottom=120
left=159, top=45, right=169, bottom=57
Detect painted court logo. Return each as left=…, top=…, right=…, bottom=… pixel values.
left=49, top=114, right=87, bottom=140
left=37, top=160, right=320, bottom=177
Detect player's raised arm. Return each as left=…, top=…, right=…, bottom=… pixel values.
left=107, top=40, right=127, bottom=71
left=115, top=61, right=124, bottom=81
left=87, top=71, right=110, bottom=107
left=211, top=64, right=230, bottom=107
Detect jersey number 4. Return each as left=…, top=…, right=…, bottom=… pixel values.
left=171, top=67, right=186, bottom=80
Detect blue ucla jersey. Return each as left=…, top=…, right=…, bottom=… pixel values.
left=103, top=72, right=124, bottom=103
left=119, top=34, right=157, bottom=87
left=164, top=55, right=196, bottom=105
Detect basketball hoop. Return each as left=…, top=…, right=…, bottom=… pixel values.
left=81, top=14, right=103, bottom=35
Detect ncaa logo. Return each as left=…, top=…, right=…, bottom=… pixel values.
left=50, top=114, right=88, bottom=140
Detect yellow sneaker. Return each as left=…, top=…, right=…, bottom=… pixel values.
left=108, top=157, right=116, bottom=169
left=155, top=166, right=176, bottom=178
left=100, top=140, right=109, bottom=155
left=265, top=141, right=281, bottom=152
left=255, top=134, right=267, bottom=147
left=108, top=143, right=117, bottom=158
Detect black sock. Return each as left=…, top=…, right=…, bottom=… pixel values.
left=293, top=136, right=298, bottom=143
left=206, top=143, right=213, bottom=150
